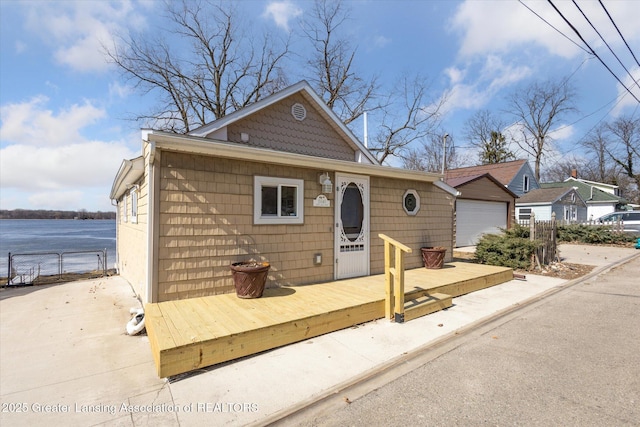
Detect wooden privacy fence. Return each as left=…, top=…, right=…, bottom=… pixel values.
left=528, top=212, right=558, bottom=267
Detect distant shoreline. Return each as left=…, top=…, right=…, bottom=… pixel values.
left=0, top=210, right=116, bottom=220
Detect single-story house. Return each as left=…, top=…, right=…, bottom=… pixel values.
left=445, top=159, right=539, bottom=197
left=515, top=187, right=587, bottom=223
left=110, top=81, right=458, bottom=303
left=541, top=177, right=628, bottom=220
left=445, top=173, right=517, bottom=247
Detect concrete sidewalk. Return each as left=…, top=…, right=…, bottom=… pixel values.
left=1, top=245, right=637, bottom=426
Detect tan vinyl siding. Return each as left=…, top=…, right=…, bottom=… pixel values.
left=114, top=144, right=152, bottom=301
left=157, top=151, right=335, bottom=301
left=155, top=151, right=455, bottom=302
left=225, top=93, right=356, bottom=161
left=116, top=178, right=148, bottom=301
left=369, top=176, right=455, bottom=273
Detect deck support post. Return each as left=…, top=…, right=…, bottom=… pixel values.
left=378, top=234, right=412, bottom=322
left=383, top=239, right=393, bottom=319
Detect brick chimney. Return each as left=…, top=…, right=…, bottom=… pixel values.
left=571, top=169, right=578, bottom=179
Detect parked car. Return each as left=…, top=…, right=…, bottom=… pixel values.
left=596, top=211, right=640, bottom=234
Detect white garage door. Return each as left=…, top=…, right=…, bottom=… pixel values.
left=456, top=200, right=507, bottom=247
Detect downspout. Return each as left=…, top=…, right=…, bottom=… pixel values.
left=111, top=199, right=120, bottom=274
left=145, top=141, right=157, bottom=303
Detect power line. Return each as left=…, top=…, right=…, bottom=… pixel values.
left=542, top=89, right=635, bottom=171
left=517, top=0, right=591, bottom=56
left=547, top=0, right=640, bottom=104
left=598, top=0, right=640, bottom=68
left=571, top=0, right=638, bottom=86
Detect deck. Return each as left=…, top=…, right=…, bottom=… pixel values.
left=145, top=262, right=513, bottom=378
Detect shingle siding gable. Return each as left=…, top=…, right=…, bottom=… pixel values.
left=508, top=162, right=538, bottom=196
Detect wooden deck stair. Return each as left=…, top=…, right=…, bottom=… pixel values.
left=402, top=292, right=452, bottom=322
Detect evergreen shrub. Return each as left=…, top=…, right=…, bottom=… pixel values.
left=474, top=225, right=539, bottom=269
left=556, top=224, right=635, bottom=245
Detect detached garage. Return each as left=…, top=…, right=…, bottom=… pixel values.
left=446, top=173, right=517, bottom=247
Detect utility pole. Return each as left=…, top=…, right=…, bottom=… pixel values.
left=441, top=133, right=449, bottom=177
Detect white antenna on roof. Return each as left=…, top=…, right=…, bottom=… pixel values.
left=363, top=111, right=368, bottom=148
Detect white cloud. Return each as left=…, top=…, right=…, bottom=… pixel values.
left=440, top=56, right=532, bottom=114
left=445, top=67, right=465, bottom=85
left=452, top=0, right=640, bottom=61
left=22, top=0, right=147, bottom=73
left=452, top=1, right=580, bottom=59
left=0, top=97, right=105, bottom=147
left=0, top=96, right=138, bottom=211
left=611, top=66, right=640, bottom=117
left=109, top=81, right=134, bottom=100
left=0, top=141, right=135, bottom=192
left=549, top=123, right=576, bottom=142
left=374, top=35, right=391, bottom=49
left=263, top=1, right=302, bottom=32
left=28, top=191, right=84, bottom=210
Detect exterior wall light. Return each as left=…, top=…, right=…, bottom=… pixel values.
left=319, top=172, right=333, bottom=194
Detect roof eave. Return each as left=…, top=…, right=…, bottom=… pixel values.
left=147, top=131, right=442, bottom=183
left=110, top=156, right=144, bottom=201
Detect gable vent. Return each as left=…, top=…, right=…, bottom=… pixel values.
left=291, top=103, right=307, bottom=121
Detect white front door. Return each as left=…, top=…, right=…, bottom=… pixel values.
left=335, top=174, right=370, bottom=279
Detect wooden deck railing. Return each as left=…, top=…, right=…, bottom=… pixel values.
left=379, top=234, right=412, bottom=323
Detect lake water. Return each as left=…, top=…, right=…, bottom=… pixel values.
left=0, top=219, right=116, bottom=278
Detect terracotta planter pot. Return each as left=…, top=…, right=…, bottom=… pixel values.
left=230, top=262, right=270, bottom=298
left=420, top=247, right=446, bottom=269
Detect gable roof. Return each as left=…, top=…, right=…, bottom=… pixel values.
left=446, top=173, right=518, bottom=198
left=445, top=160, right=529, bottom=186
left=516, top=187, right=585, bottom=205
left=541, top=180, right=626, bottom=204
left=187, top=80, right=379, bottom=165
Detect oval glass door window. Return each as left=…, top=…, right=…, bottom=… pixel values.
left=341, top=183, right=364, bottom=241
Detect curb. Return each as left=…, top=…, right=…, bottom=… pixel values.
left=254, top=251, right=640, bottom=426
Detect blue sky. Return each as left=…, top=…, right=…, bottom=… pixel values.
left=1, top=0, right=639, bottom=212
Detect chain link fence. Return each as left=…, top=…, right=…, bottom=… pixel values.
left=4, top=250, right=108, bottom=286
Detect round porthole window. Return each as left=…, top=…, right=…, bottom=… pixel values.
left=403, top=189, right=420, bottom=216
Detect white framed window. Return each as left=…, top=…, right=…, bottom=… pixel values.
left=254, top=176, right=304, bottom=224
left=130, top=187, right=138, bottom=224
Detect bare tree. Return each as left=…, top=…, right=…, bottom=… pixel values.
left=368, top=74, right=444, bottom=164
left=581, top=124, right=617, bottom=182
left=301, top=0, right=377, bottom=125
left=463, top=110, right=514, bottom=165
left=604, top=116, right=640, bottom=202
left=539, top=154, right=588, bottom=182
left=506, top=79, right=576, bottom=181
left=106, top=0, right=290, bottom=133
left=402, top=133, right=465, bottom=173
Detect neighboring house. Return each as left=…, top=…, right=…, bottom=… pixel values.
left=572, top=175, right=622, bottom=196
left=445, top=159, right=539, bottom=197
left=110, top=81, right=458, bottom=303
left=515, top=187, right=587, bottom=223
left=446, top=173, right=517, bottom=247
left=541, top=177, right=627, bottom=220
